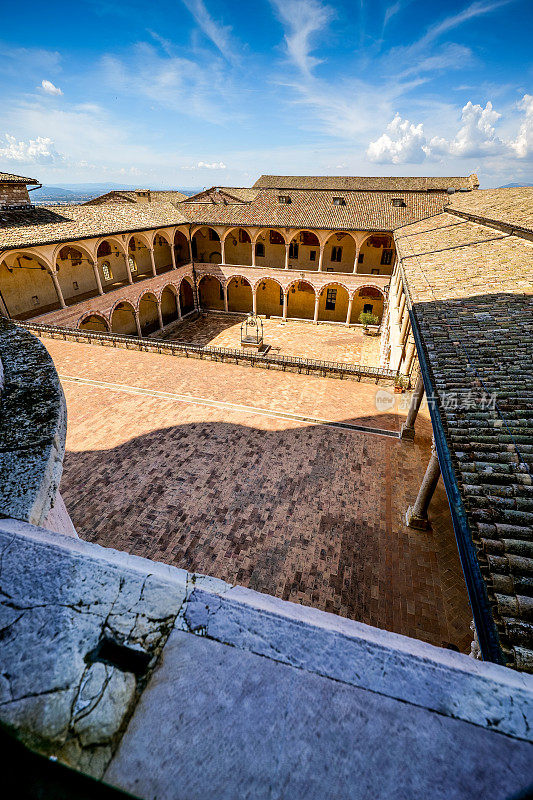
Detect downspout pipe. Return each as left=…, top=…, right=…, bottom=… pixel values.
left=398, top=261, right=504, bottom=665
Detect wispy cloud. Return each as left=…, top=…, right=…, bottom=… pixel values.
left=417, top=0, right=514, bottom=49
left=0, top=132, right=63, bottom=164
left=181, top=0, right=239, bottom=64
left=270, top=0, right=336, bottom=75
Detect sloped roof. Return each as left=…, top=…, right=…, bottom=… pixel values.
left=180, top=187, right=449, bottom=231
left=394, top=198, right=533, bottom=671
left=447, top=187, right=533, bottom=234
left=0, top=203, right=188, bottom=251
left=85, top=189, right=189, bottom=206
left=253, top=175, right=479, bottom=192
left=0, top=172, right=39, bottom=185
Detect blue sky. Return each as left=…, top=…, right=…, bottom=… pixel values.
left=0, top=0, right=531, bottom=188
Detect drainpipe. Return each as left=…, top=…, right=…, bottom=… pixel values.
left=399, top=260, right=504, bottom=665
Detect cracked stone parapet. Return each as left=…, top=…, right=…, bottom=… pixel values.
left=0, top=318, right=66, bottom=526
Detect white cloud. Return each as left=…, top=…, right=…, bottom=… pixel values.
left=0, top=133, right=63, bottom=164
left=197, top=161, right=226, bottom=169
left=270, top=0, right=335, bottom=75
left=181, top=0, right=238, bottom=63
left=416, top=0, right=513, bottom=50
left=510, top=94, right=533, bottom=158
left=41, top=79, right=63, bottom=96
left=367, top=114, right=429, bottom=163
left=438, top=100, right=504, bottom=156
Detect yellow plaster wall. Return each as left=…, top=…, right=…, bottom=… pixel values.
left=287, top=241, right=320, bottom=271
left=199, top=276, right=224, bottom=310
left=161, top=288, right=179, bottom=323
left=286, top=285, right=316, bottom=320
left=97, top=250, right=129, bottom=286
left=227, top=278, right=252, bottom=312
left=138, top=295, right=159, bottom=333
left=224, top=234, right=252, bottom=266
left=56, top=257, right=96, bottom=301
left=194, top=230, right=221, bottom=263
left=350, top=292, right=384, bottom=323
left=129, top=239, right=152, bottom=275
left=153, top=240, right=172, bottom=270
left=322, top=234, right=356, bottom=274
left=317, top=285, right=349, bottom=322
left=357, top=241, right=395, bottom=276
left=0, top=259, right=58, bottom=317
left=111, top=306, right=137, bottom=335
left=80, top=315, right=108, bottom=332
left=256, top=280, right=284, bottom=316
left=255, top=239, right=286, bottom=269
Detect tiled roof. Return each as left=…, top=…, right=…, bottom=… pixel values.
left=85, top=189, right=189, bottom=206
left=180, top=187, right=450, bottom=231
left=0, top=203, right=188, bottom=251
left=395, top=208, right=533, bottom=671
left=0, top=172, right=39, bottom=185
left=253, top=175, right=479, bottom=192
left=447, top=187, right=533, bottom=234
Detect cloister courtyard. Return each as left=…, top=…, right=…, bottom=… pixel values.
left=44, top=335, right=473, bottom=653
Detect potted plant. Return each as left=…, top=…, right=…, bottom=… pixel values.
left=359, top=311, right=379, bottom=334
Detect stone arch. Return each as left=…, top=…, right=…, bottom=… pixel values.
left=95, top=236, right=127, bottom=258
left=179, top=275, right=195, bottom=315
left=198, top=274, right=224, bottom=311
left=0, top=249, right=59, bottom=319
left=151, top=230, right=173, bottom=274
left=322, top=231, right=357, bottom=274
left=350, top=284, right=385, bottom=324
left=160, top=285, right=180, bottom=325
left=253, top=229, right=287, bottom=268
left=286, top=278, right=316, bottom=320
left=317, top=281, right=350, bottom=323
left=150, top=228, right=173, bottom=246
left=78, top=312, right=109, bottom=332
left=357, top=233, right=395, bottom=276
left=96, top=237, right=129, bottom=287
left=138, top=290, right=160, bottom=335
left=173, top=229, right=190, bottom=266
left=127, top=233, right=153, bottom=277
left=223, top=227, right=252, bottom=266
left=226, top=275, right=252, bottom=313
left=53, top=240, right=95, bottom=265
left=54, top=242, right=100, bottom=303
left=110, top=300, right=137, bottom=335
left=191, top=226, right=221, bottom=264
left=255, top=277, right=284, bottom=317
left=287, top=230, right=321, bottom=271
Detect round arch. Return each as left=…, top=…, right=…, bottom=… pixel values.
left=253, top=229, right=286, bottom=268
left=138, top=291, right=160, bottom=335
left=255, top=277, right=284, bottom=317
left=226, top=275, right=252, bottom=313
left=191, top=226, right=221, bottom=264
left=198, top=274, right=224, bottom=310
left=110, top=301, right=137, bottom=335
left=96, top=238, right=129, bottom=288
left=317, top=282, right=350, bottom=323
left=223, top=227, right=252, bottom=267
left=53, top=241, right=95, bottom=266
left=151, top=231, right=173, bottom=274
left=79, top=312, right=109, bottom=332
left=350, top=285, right=385, bottom=324
left=179, top=275, right=195, bottom=315
left=0, top=249, right=59, bottom=319
left=95, top=236, right=127, bottom=258
left=173, top=229, right=190, bottom=266
left=127, top=233, right=153, bottom=277
left=357, top=233, right=395, bottom=275
left=322, top=231, right=357, bottom=274
left=160, top=285, right=180, bottom=325
left=287, top=230, right=321, bottom=271
left=286, top=278, right=316, bottom=320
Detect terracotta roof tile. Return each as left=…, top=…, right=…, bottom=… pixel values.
left=447, top=187, right=533, bottom=234
left=0, top=172, right=39, bottom=185
left=253, top=174, right=479, bottom=191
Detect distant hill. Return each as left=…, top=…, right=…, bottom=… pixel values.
left=498, top=182, right=533, bottom=188
left=31, top=183, right=200, bottom=206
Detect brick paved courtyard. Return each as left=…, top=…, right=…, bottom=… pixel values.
left=45, top=338, right=472, bottom=652
left=159, top=312, right=382, bottom=365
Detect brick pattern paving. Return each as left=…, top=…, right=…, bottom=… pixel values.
left=161, top=313, right=382, bottom=366
left=45, top=338, right=472, bottom=652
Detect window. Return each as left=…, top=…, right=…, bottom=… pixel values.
left=102, top=261, right=112, bottom=281
left=381, top=249, right=393, bottom=265
left=128, top=256, right=137, bottom=273
left=32, top=295, right=39, bottom=306
left=332, top=197, right=346, bottom=206
left=363, top=303, right=374, bottom=314
left=392, top=198, right=406, bottom=207
left=371, top=268, right=380, bottom=275
left=326, top=267, right=333, bottom=272
left=73, top=281, right=79, bottom=291
left=331, top=246, right=342, bottom=262
left=358, top=253, right=364, bottom=263
left=310, top=250, right=316, bottom=261
left=255, top=242, right=265, bottom=258
left=325, top=288, right=337, bottom=310
left=278, top=195, right=291, bottom=204
left=289, top=241, right=299, bottom=259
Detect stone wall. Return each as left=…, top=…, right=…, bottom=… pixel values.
left=0, top=182, right=30, bottom=208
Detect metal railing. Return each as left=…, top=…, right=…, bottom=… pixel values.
left=16, top=320, right=407, bottom=385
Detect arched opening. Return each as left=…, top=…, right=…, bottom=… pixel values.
left=357, top=235, right=395, bottom=276
left=198, top=275, right=224, bottom=310
left=286, top=280, right=315, bottom=320
left=350, top=286, right=385, bottom=324
left=191, top=227, right=221, bottom=264
left=180, top=277, right=195, bottom=315
left=0, top=252, right=58, bottom=319
left=226, top=276, right=252, bottom=313
left=110, top=301, right=137, bottom=335
left=322, top=232, right=356, bottom=274
left=255, top=278, right=284, bottom=317
left=174, top=230, right=190, bottom=266
left=288, top=231, right=320, bottom=271
left=55, top=245, right=98, bottom=303
left=138, top=292, right=160, bottom=335
left=128, top=235, right=152, bottom=278
left=79, top=313, right=109, bottom=332
left=318, top=283, right=349, bottom=323
left=97, top=239, right=129, bottom=289
left=161, top=287, right=180, bottom=325
left=152, top=233, right=173, bottom=275
left=254, top=229, right=286, bottom=269
left=224, top=228, right=252, bottom=266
